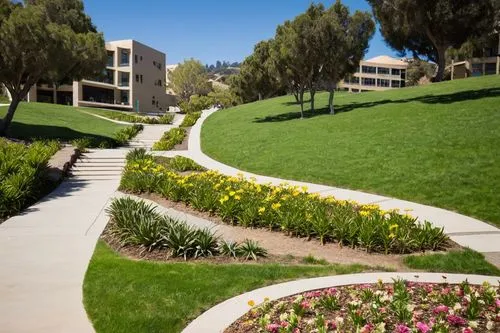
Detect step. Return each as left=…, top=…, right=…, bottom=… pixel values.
left=72, top=167, right=124, bottom=172
left=73, top=163, right=125, bottom=168
left=71, top=170, right=122, bottom=176
left=78, top=158, right=126, bottom=164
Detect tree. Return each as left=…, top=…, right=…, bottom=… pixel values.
left=0, top=0, right=106, bottom=136
left=168, top=59, right=212, bottom=102
left=319, top=1, right=374, bottom=114
left=368, top=0, right=496, bottom=81
left=406, top=59, right=436, bottom=86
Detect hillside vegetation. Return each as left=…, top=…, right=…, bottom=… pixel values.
left=202, top=76, right=500, bottom=226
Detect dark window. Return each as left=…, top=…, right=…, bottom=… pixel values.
left=158, top=79, right=162, bottom=86
left=391, top=68, right=400, bottom=76
left=120, top=49, right=130, bottom=66
left=135, top=74, right=139, bottom=83
left=361, top=77, right=376, bottom=86
left=362, top=66, right=376, bottom=74
left=485, top=63, right=496, bottom=75
left=140, top=75, right=143, bottom=83
left=156, top=101, right=159, bottom=107
left=152, top=96, right=155, bottom=106
left=135, top=55, right=138, bottom=64
left=119, top=72, right=129, bottom=87
left=107, top=51, right=114, bottom=67
left=377, top=67, right=390, bottom=75
left=140, top=56, right=143, bottom=61
left=377, top=79, right=390, bottom=87
left=400, top=69, right=406, bottom=79
left=120, top=90, right=129, bottom=105
left=391, top=80, right=401, bottom=88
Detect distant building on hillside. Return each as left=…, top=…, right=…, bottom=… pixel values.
left=27, top=40, right=176, bottom=113
left=447, top=34, right=500, bottom=80
left=339, top=55, right=409, bottom=92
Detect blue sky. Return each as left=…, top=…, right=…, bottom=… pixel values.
left=83, top=0, right=397, bottom=65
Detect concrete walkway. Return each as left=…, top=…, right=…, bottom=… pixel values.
left=0, top=117, right=182, bottom=333
left=156, top=108, right=500, bottom=254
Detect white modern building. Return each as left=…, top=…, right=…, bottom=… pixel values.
left=27, top=40, right=175, bottom=113
left=340, top=55, right=409, bottom=92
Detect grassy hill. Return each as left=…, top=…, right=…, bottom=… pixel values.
left=0, top=102, right=126, bottom=142
left=202, top=75, right=500, bottom=226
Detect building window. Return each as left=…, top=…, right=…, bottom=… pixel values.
left=152, top=96, right=156, bottom=106
left=140, top=56, right=143, bottom=61
left=400, top=69, right=406, bottom=80
left=107, top=51, right=114, bottom=67
left=391, top=80, right=401, bottom=88
left=136, top=74, right=139, bottom=83
left=119, top=72, right=130, bottom=87
left=120, top=90, right=129, bottom=105
left=120, top=49, right=130, bottom=66
left=400, top=80, right=406, bottom=88
left=135, top=55, right=138, bottom=64
left=377, top=79, right=390, bottom=87
left=362, top=66, right=376, bottom=74
left=391, top=68, right=400, bottom=76
left=140, top=75, right=143, bottom=83
left=485, top=63, right=496, bottom=75
left=377, top=67, right=390, bottom=75
left=361, top=77, right=376, bottom=86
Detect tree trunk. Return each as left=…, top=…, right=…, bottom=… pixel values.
left=435, top=46, right=447, bottom=82
left=329, top=89, right=335, bottom=115
left=298, top=89, right=305, bottom=119
left=258, top=92, right=262, bottom=101
left=310, top=89, right=316, bottom=112
left=0, top=96, right=20, bottom=137
left=292, top=91, right=299, bottom=103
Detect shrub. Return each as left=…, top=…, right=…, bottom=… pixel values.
left=119, top=156, right=450, bottom=255
left=126, top=148, right=149, bottom=162
left=168, top=156, right=206, bottom=172
left=95, top=111, right=174, bottom=124
left=152, top=127, right=186, bottom=151
left=106, top=197, right=257, bottom=260
left=218, top=240, right=240, bottom=258
left=0, top=139, right=60, bottom=220
left=157, top=113, right=175, bottom=124
left=239, top=239, right=267, bottom=260
left=180, top=112, right=201, bottom=127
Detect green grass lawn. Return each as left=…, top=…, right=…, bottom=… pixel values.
left=84, top=241, right=370, bottom=333
left=0, top=95, right=9, bottom=104
left=404, top=249, right=500, bottom=276
left=0, top=102, right=125, bottom=142
left=202, top=76, right=500, bottom=226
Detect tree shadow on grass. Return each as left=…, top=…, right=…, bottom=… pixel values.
left=255, top=87, right=500, bottom=123
left=5, top=122, right=115, bottom=143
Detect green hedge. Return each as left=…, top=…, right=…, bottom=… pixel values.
left=180, top=112, right=201, bottom=127
left=0, top=139, right=60, bottom=220
left=151, top=128, right=186, bottom=151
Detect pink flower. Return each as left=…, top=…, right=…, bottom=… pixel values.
left=433, top=305, right=449, bottom=315
left=441, top=288, right=451, bottom=295
left=447, top=315, right=467, bottom=327
left=300, top=300, right=310, bottom=309
left=463, top=328, right=474, bottom=333
left=326, top=287, right=337, bottom=295
left=305, top=291, right=322, bottom=298
left=266, top=324, right=280, bottom=333
left=395, top=324, right=411, bottom=333
left=416, top=322, right=431, bottom=333
left=328, top=321, right=337, bottom=330
left=280, top=321, right=289, bottom=327
left=361, top=323, right=374, bottom=333
left=495, top=299, right=500, bottom=308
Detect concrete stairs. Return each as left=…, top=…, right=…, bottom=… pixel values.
left=69, top=149, right=126, bottom=181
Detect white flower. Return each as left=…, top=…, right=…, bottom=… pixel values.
left=375, top=322, right=386, bottom=332
left=469, top=321, right=478, bottom=329
left=335, top=316, right=344, bottom=325
left=407, top=304, right=416, bottom=312
left=453, top=303, right=462, bottom=311
left=372, top=303, right=378, bottom=309
left=279, top=312, right=289, bottom=322
left=487, top=321, right=494, bottom=330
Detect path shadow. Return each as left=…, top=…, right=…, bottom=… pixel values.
left=255, top=87, right=500, bottom=123
left=6, top=123, right=115, bottom=143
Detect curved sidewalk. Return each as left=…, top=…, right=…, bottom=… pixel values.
left=158, top=108, right=500, bottom=254
left=183, top=272, right=500, bottom=333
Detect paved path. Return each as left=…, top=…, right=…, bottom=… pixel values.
left=0, top=103, right=9, bottom=107
left=0, top=116, right=182, bottom=333
left=156, top=108, right=500, bottom=254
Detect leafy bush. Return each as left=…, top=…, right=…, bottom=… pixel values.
left=71, top=125, right=142, bottom=150
left=126, top=148, right=148, bottom=162
left=115, top=124, right=143, bottom=145
left=218, top=240, right=240, bottom=258
left=94, top=111, right=174, bottom=124
left=119, top=156, right=450, bottom=254
left=107, top=197, right=259, bottom=260
left=167, top=156, right=206, bottom=172
left=152, top=127, right=186, bottom=151
left=239, top=239, right=267, bottom=260
left=0, top=139, right=60, bottom=220
left=180, top=112, right=201, bottom=127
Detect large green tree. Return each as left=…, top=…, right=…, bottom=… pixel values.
left=368, top=0, right=496, bottom=81
left=0, top=0, right=106, bottom=136
left=319, top=1, right=374, bottom=114
left=168, top=59, right=212, bottom=102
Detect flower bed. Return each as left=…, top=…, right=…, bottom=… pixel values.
left=226, top=279, right=500, bottom=333
left=151, top=127, right=186, bottom=151
left=180, top=111, right=201, bottom=127
left=119, top=154, right=449, bottom=254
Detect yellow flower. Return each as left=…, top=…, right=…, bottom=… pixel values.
left=264, top=297, right=270, bottom=302
left=214, top=183, right=221, bottom=190
left=229, top=191, right=236, bottom=197
left=234, top=195, right=241, bottom=200
left=247, top=300, right=255, bottom=307
left=301, top=185, right=308, bottom=193
left=359, top=210, right=370, bottom=217
left=224, top=195, right=229, bottom=201
left=389, top=224, right=399, bottom=231
left=292, top=190, right=300, bottom=197
left=389, top=233, right=396, bottom=239
left=271, top=202, right=281, bottom=210
left=258, top=207, right=266, bottom=214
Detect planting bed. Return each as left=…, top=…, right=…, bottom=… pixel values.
left=226, top=280, right=500, bottom=333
